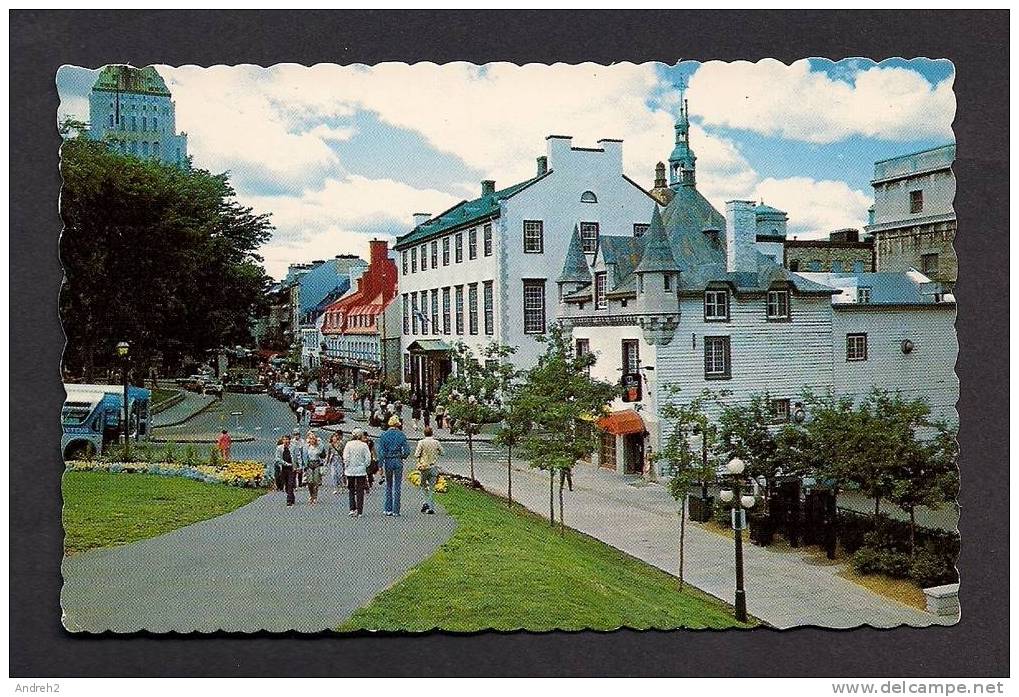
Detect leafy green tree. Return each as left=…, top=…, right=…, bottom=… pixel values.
left=717, top=394, right=786, bottom=506
left=438, top=341, right=516, bottom=482
left=509, top=324, right=618, bottom=533
left=494, top=384, right=530, bottom=507
left=657, top=389, right=717, bottom=590
left=59, top=120, right=272, bottom=380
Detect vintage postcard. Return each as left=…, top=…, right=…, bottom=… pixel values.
left=57, top=59, right=959, bottom=633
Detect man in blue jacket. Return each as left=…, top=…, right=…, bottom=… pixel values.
left=377, top=415, right=411, bottom=516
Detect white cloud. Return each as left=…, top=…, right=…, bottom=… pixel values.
left=687, top=59, right=955, bottom=143
left=753, top=177, right=872, bottom=238
left=238, top=175, right=461, bottom=279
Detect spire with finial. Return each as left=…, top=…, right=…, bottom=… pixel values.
left=635, top=206, right=679, bottom=275
left=668, top=79, right=697, bottom=189
left=558, top=224, right=593, bottom=286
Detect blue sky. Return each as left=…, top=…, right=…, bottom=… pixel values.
left=57, top=59, right=955, bottom=280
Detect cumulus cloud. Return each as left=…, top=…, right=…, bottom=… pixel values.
left=687, top=58, right=955, bottom=143
left=753, top=177, right=872, bottom=238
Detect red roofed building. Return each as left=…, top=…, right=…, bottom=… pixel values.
left=321, top=240, right=401, bottom=385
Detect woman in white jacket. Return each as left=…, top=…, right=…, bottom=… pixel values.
left=342, top=429, right=372, bottom=517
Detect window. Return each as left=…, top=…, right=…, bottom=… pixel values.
left=411, top=247, right=417, bottom=273
left=580, top=222, right=600, bottom=253
left=404, top=353, right=412, bottom=382
left=430, top=289, right=439, bottom=334
left=921, top=253, right=939, bottom=278
left=523, top=220, right=544, bottom=253
left=769, top=398, right=791, bottom=423
left=857, top=287, right=872, bottom=304
left=594, top=272, right=607, bottom=309
left=789, top=260, right=800, bottom=271
left=483, top=224, right=493, bottom=256
left=575, top=339, right=590, bottom=358
left=852, top=260, right=866, bottom=273
left=847, top=333, right=868, bottom=361
left=442, top=236, right=450, bottom=266
left=455, top=286, right=464, bottom=335
left=429, top=241, right=438, bottom=269
left=483, top=281, right=494, bottom=335
left=455, top=232, right=463, bottom=263
left=468, top=283, right=479, bottom=335
left=704, top=336, right=731, bottom=379
left=153, top=141, right=160, bottom=157
left=633, top=223, right=650, bottom=238
left=831, top=260, right=844, bottom=273
left=600, top=432, right=617, bottom=470
left=523, top=279, right=546, bottom=334
left=468, top=228, right=478, bottom=260
left=442, top=287, right=451, bottom=335
left=411, top=293, right=419, bottom=334
left=910, top=189, right=924, bottom=214
left=704, top=289, right=729, bottom=321
left=131, top=115, right=137, bottom=131
left=420, top=243, right=428, bottom=270
left=153, top=116, right=158, bottom=130
left=142, top=116, right=147, bottom=130
left=581, top=190, right=598, bottom=203
left=622, top=339, right=640, bottom=374
left=141, top=141, right=149, bottom=156
left=766, top=289, right=791, bottom=320
left=663, top=274, right=672, bottom=291
left=107, top=113, right=114, bottom=127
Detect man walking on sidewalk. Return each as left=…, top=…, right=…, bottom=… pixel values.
left=414, top=427, right=443, bottom=514
left=377, top=415, right=410, bottom=516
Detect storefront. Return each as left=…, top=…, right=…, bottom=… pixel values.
left=405, top=340, right=453, bottom=402
left=593, top=409, right=647, bottom=476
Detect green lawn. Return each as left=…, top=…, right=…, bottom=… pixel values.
left=342, top=484, right=752, bottom=631
left=150, top=387, right=180, bottom=405
left=62, top=470, right=263, bottom=555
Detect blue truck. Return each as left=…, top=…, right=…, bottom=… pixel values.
left=62, top=383, right=152, bottom=460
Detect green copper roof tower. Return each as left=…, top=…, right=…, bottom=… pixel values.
left=668, top=95, right=697, bottom=189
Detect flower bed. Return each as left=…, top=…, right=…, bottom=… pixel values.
left=65, top=459, right=267, bottom=489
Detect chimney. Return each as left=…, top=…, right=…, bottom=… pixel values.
left=545, top=134, right=572, bottom=170
left=725, top=200, right=758, bottom=272
left=481, top=180, right=496, bottom=196
left=654, top=162, right=667, bottom=190
left=597, top=138, right=623, bottom=173
left=412, top=212, right=431, bottom=228
left=369, top=239, right=389, bottom=265
left=536, top=155, right=548, bottom=176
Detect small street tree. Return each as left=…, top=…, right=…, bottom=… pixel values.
left=494, top=385, right=530, bottom=507
left=657, top=389, right=717, bottom=590
left=438, top=341, right=516, bottom=483
left=717, top=394, right=786, bottom=507
left=510, top=324, right=617, bottom=533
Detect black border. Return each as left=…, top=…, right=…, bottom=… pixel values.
left=10, top=9, right=1009, bottom=677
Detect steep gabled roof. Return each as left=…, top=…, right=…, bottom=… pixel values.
left=634, top=207, right=677, bottom=274
left=558, top=225, right=592, bottom=284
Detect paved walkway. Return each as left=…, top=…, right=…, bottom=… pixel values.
left=439, top=455, right=954, bottom=629
left=61, top=485, right=455, bottom=633
left=151, top=391, right=217, bottom=428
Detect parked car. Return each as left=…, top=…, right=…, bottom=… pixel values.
left=277, top=385, right=295, bottom=402
left=309, top=403, right=345, bottom=426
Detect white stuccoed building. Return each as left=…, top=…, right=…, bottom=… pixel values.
left=393, top=134, right=658, bottom=399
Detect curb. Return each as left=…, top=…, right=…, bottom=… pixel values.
left=150, top=391, right=186, bottom=415
left=150, top=434, right=256, bottom=444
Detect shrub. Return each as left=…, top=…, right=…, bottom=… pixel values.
left=208, top=446, right=222, bottom=467
left=851, top=546, right=884, bottom=575
left=851, top=545, right=911, bottom=578
left=182, top=443, right=201, bottom=467
left=163, top=442, right=179, bottom=463
left=910, top=547, right=958, bottom=587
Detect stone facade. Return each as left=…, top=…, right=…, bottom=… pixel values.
left=865, top=144, right=956, bottom=291
left=784, top=230, right=876, bottom=273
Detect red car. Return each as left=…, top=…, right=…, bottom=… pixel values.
left=309, top=403, right=345, bottom=426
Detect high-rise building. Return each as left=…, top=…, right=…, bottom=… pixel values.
left=88, top=65, right=188, bottom=166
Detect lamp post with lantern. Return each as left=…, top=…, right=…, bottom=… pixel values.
left=115, top=341, right=131, bottom=447
left=718, top=456, right=756, bottom=623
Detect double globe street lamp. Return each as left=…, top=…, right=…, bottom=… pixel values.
left=718, top=456, right=756, bottom=623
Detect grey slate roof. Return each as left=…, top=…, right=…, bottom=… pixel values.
left=633, top=206, right=678, bottom=274
left=800, top=271, right=946, bottom=305
left=558, top=225, right=592, bottom=284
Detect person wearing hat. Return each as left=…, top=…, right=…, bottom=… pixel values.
left=290, top=428, right=307, bottom=489
left=376, top=415, right=410, bottom=516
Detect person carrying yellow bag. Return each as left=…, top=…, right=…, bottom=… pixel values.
left=413, top=426, right=444, bottom=515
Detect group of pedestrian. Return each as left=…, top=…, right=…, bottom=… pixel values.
left=268, top=416, right=443, bottom=518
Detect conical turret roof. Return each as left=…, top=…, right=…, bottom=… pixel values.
left=558, top=224, right=592, bottom=284
left=635, top=206, right=679, bottom=274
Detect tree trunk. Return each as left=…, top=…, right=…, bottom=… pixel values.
left=909, top=508, right=917, bottom=558
left=679, top=496, right=687, bottom=591
left=467, top=432, right=475, bottom=483
left=549, top=468, right=555, bottom=527
left=558, top=474, right=565, bottom=537
left=507, top=444, right=513, bottom=507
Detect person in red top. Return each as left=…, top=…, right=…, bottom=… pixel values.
left=216, top=430, right=232, bottom=462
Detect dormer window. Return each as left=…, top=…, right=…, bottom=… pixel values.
left=594, top=272, right=607, bottom=309
left=581, top=191, right=598, bottom=203
left=766, top=289, right=791, bottom=321
left=704, top=289, right=729, bottom=321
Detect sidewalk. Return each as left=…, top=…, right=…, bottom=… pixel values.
left=438, top=453, right=954, bottom=629
left=151, top=391, right=217, bottom=428
left=339, top=409, right=498, bottom=443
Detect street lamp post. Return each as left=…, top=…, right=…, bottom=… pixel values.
left=719, top=456, right=755, bottom=623
left=115, top=341, right=130, bottom=446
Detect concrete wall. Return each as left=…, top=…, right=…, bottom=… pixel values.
left=785, top=242, right=875, bottom=273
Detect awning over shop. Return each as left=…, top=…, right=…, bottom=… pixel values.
left=407, top=340, right=453, bottom=353
left=596, top=409, right=646, bottom=436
